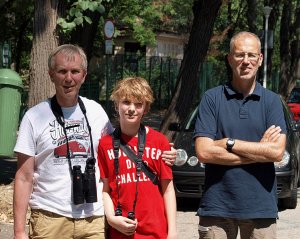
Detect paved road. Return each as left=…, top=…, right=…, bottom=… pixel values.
left=2, top=194, right=299, bottom=239
left=176, top=193, right=300, bottom=239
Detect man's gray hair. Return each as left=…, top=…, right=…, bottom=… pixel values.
left=229, top=31, right=261, bottom=53
left=48, top=44, right=87, bottom=71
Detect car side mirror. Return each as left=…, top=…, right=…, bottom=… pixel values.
left=168, top=123, right=182, bottom=131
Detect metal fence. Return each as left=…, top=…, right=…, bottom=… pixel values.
left=80, top=54, right=178, bottom=115
left=80, top=54, right=220, bottom=116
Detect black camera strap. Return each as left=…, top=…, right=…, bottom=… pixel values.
left=112, top=124, right=158, bottom=218
left=112, top=125, right=158, bottom=185
left=50, top=95, right=95, bottom=172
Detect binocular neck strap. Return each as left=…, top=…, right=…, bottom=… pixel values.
left=50, top=95, right=72, bottom=173
left=78, top=97, right=95, bottom=160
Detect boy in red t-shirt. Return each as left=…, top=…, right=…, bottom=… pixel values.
left=98, top=77, right=177, bottom=239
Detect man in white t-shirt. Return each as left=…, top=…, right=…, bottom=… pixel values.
left=13, top=44, right=177, bottom=239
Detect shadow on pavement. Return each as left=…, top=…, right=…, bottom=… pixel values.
left=0, top=156, right=17, bottom=185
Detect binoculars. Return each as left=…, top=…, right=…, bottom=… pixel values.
left=115, top=205, right=135, bottom=220
left=72, top=158, right=97, bottom=205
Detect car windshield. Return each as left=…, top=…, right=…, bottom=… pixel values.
left=288, top=88, right=300, bottom=103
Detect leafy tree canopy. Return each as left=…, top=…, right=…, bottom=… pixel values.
left=105, top=0, right=193, bottom=46
left=57, top=0, right=108, bottom=33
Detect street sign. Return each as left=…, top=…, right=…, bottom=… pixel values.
left=104, top=20, right=115, bottom=39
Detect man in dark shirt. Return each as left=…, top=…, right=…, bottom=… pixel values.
left=194, top=31, right=287, bottom=239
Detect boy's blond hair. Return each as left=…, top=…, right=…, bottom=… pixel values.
left=110, top=77, right=154, bottom=113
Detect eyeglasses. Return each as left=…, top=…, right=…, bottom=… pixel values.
left=232, top=52, right=261, bottom=62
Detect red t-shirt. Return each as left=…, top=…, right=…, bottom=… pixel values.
left=98, top=126, right=173, bottom=239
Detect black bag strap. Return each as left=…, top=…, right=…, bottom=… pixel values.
left=112, top=125, right=158, bottom=185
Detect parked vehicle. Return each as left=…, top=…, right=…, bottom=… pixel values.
left=169, top=99, right=300, bottom=209
left=288, top=87, right=300, bottom=122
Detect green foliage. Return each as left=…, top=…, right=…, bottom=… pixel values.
left=57, top=0, right=107, bottom=33
left=1, top=0, right=299, bottom=96
left=105, top=0, right=193, bottom=46
left=0, top=0, right=33, bottom=41
left=159, top=0, right=193, bottom=33
left=106, top=0, right=158, bottom=45
left=0, top=0, right=33, bottom=81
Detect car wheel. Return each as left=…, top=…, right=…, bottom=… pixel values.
left=280, top=188, right=298, bottom=209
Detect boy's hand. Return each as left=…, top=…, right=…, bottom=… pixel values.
left=162, top=143, right=177, bottom=166
left=109, top=216, right=137, bottom=236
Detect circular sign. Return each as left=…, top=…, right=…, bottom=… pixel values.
left=104, top=20, right=115, bottom=39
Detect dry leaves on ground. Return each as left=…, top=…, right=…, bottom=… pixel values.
left=0, top=181, right=30, bottom=224
left=0, top=182, right=14, bottom=223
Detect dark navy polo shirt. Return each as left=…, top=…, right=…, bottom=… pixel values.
left=194, top=81, right=287, bottom=219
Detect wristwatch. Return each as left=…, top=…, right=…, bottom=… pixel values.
left=226, top=138, right=235, bottom=151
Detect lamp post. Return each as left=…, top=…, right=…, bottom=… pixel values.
left=263, top=6, right=272, bottom=88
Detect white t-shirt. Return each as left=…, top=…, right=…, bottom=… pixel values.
left=14, top=96, right=113, bottom=218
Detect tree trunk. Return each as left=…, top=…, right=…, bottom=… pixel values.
left=265, top=0, right=281, bottom=85
left=290, top=2, right=300, bottom=89
left=279, top=1, right=299, bottom=100
left=159, top=0, right=222, bottom=141
left=70, top=11, right=101, bottom=63
left=246, top=0, right=258, bottom=33
left=28, top=0, right=60, bottom=107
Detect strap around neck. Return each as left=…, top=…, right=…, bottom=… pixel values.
left=50, top=95, right=95, bottom=160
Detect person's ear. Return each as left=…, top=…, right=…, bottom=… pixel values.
left=49, top=71, right=54, bottom=82
left=258, top=54, right=263, bottom=67
left=143, top=107, right=149, bottom=115
left=227, top=53, right=233, bottom=68
left=82, top=71, right=87, bottom=82
left=114, top=103, right=119, bottom=112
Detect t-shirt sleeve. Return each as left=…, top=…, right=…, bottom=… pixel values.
left=193, top=92, right=217, bottom=140
left=266, top=95, right=287, bottom=134
left=14, top=113, right=36, bottom=156
left=97, top=137, right=110, bottom=179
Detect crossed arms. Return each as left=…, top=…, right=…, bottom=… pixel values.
left=195, top=125, right=286, bottom=166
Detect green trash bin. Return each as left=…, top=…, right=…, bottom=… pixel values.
left=0, top=69, right=23, bottom=158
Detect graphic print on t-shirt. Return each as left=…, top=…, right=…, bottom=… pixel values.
left=106, top=145, right=162, bottom=185
left=48, top=118, right=91, bottom=171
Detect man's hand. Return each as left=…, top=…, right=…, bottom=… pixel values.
left=162, top=143, right=177, bottom=166
left=261, top=125, right=282, bottom=143
left=14, top=231, right=29, bottom=239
